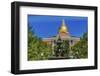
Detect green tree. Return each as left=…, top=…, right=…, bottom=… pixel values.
left=61, top=40, right=70, bottom=58
left=28, top=25, right=52, bottom=61
left=71, top=33, right=88, bottom=59
left=53, top=37, right=70, bottom=57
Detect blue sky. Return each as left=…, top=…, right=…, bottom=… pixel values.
left=28, top=15, right=88, bottom=38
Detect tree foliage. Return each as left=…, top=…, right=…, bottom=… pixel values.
left=61, top=40, right=70, bottom=57
left=53, top=38, right=70, bottom=57
left=71, top=33, right=88, bottom=59
left=28, top=26, right=52, bottom=61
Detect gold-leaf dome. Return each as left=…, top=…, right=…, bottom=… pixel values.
left=59, top=19, right=68, bottom=33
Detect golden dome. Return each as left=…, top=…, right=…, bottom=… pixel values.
left=59, top=19, right=68, bottom=33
